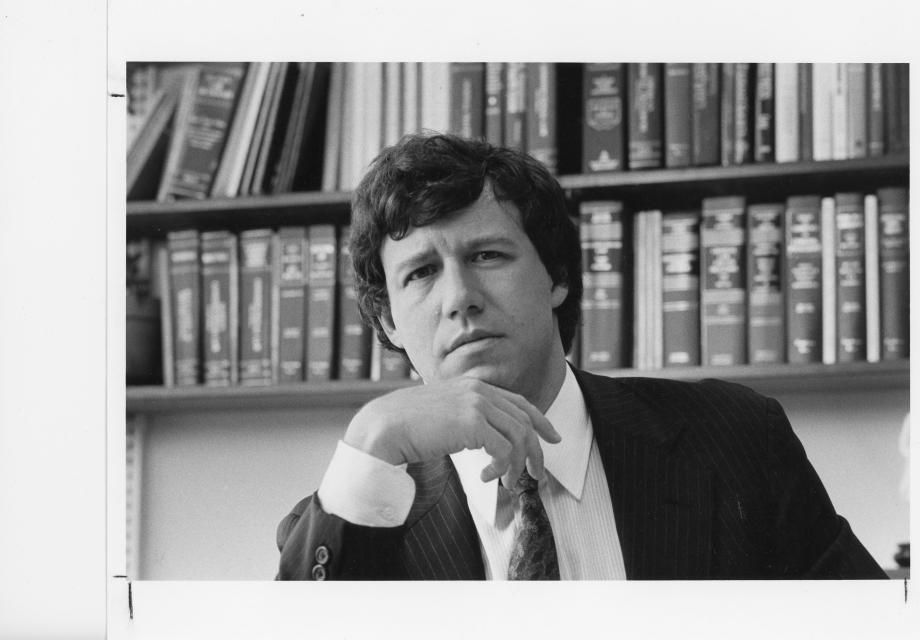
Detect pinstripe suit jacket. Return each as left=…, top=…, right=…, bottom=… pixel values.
left=276, top=370, right=886, bottom=580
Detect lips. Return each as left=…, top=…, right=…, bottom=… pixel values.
left=445, top=329, right=502, bottom=355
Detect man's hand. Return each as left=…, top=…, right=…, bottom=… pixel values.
left=343, top=377, right=562, bottom=487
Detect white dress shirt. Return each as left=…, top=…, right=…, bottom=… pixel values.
left=318, top=364, right=627, bottom=579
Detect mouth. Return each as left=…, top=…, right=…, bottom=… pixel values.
left=446, top=331, right=502, bottom=355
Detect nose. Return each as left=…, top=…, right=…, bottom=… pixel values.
left=440, top=262, right=484, bottom=320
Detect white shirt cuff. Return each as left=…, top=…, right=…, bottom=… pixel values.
left=317, top=440, right=416, bottom=527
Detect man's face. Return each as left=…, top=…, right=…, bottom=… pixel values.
left=378, top=186, right=568, bottom=408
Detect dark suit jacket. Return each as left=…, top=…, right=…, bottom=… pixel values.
left=276, top=370, right=886, bottom=580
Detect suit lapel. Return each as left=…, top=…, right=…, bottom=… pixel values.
left=574, top=369, right=713, bottom=580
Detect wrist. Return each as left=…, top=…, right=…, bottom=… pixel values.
left=344, top=401, right=405, bottom=466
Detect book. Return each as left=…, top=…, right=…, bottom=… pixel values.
left=339, top=62, right=365, bottom=191
left=774, top=63, right=799, bottom=163
left=831, top=63, right=849, bottom=160
left=158, top=62, right=247, bottom=200
left=371, top=341, right=411, bottom=381
left=579, top=201, right=627, bottom=371
left=241, top=62, right=286, bottom=195
left=797, top=63, right=813, bottom=161
left=628, top=63, right=663, bottom=169
left=864, top=194, right=880, bottom=363
left=820, top=197, right=837, bottom=364
left=732, top=63, right=754, bottom=164
left=166, top=230, right=202, bottom=386
left=632, top=210, right=646, bottom=369
left=421, top=62, right=451, bottom=135
left=336, top=227, right=371, bottom=380
left=582, top=63, right=626, bottom=173
left=639, top=210, right=663, bottom=369
left=784, top=196, right=823, bottom=364
left=661, top=210, right=701, bottom=367
left=127, top=78, right=183, bottom=201
left=884, top=63, right=909, bottom=154
left=720, top=63, right=735, bottom=166
left=846, top=63, right=867, bottom=159
left=834, top=193, right=867, bottom=362
left=664, top=63, right=692, bottom=167
left=239, top=229, right=274, bottom=385
left=285, top=62, right=332, bottom=193
left=383, top=62, right=403, bottom=147
left=252, top=62, right=298, bottom=195
left=200, top=231, right=239, bottom=386
left=402, top=62, right=421, bottom=135
left=274, top=227, right=309, bottom=383
left=504, top=62, right=527, bottom=151
left=746, top=203, right=784, bottom=364
left=701, top=196, right=747, bottom=366
left=484, top=62, right=505, bottom=146
left=526, top=63, right=557, bottom=173
left=154, top=244, right=174, bottom=386
left=877, top=187, right=909, bottom=360
left=321, top=62, right=346, bottom=192
left=307, top=225, right=338, bottom=381
left=753, top=63, right=775, bottom=162
left=691, top=63, right=719, bottom=166
left=449, top=62, right=485, bottom=140
left=811, top=63, right=834, bottom=161
left=867, top=63, right=885, bottom=157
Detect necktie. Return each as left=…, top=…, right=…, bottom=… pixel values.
left=507, top=471, right=560, bottom=580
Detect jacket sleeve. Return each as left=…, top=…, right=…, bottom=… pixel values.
left=275, top=493, right=408, bottom=580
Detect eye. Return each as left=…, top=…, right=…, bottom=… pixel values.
left=404, top=264, right=436, bottom=284
left=473, top=250, right=503, bottom=262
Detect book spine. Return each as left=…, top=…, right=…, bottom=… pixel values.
left=691, top=63, right=719, bottom=166
left=834, top=193, right=867, bottom=362
left=275, top=227, right=308, bottom=383
left=820, top=197, right=836, bottom=364
left=402, top=62, right=421, bottom=135
left=504, top=62, right=527, bottom=151
left=885, top=63, right=909, bottom=154
left=628, top=63, right=664, bottom=169
left=846, top=63, right=867, bottom=158
left=864, top=194, right=880, bottom=362
left=661, top=211, right=701, bottom=367
left=877, top=187, right=910, bottom=359
left=307, top=225, right=338, bottom=381
left=449, top=62, right=485, bottom=140
left=239, top=229, right=274, bottom=385
left=784, top=196, right=823, bottom=364
left=701, top=196, right=747, bottom=366
left=336, top=227, right=371, bottom=380
left=774, top=63, right=799, bottom=163
left=664, top=63, right=692, bottom=167
left=753, top=63, right=775, bottom=162
left=201, top=231, right=238, bottom=386
left=582, top=63, right=626, bottom=172
left=383, top=62, right=403, bottom=147
left=156, top=244, right=175, bottom=387
left=167, top=230, right=201, bottom=385
left=831, top=63, right=849, bottom=160
left=632, top=212, right=646, bottom=368
left=526, top=63, right=557, bottom=173
left=720, top=63, right=736, bottom=166
left=420, top=62, right=450, bottom=135
left=797, top=63, right=813, bottom=161
left=373, top=341, right=411, bottom=381
left=733, top=63, right=753, bottom=164
left=746, top=204, right=784, bottom=363
left=579, top=201, right=626, bottom=370
left=484, top=62, right=505, bottom=146
left=812, top=63, right=834, bottom=161
left=867, top=63, right=885, bottom=157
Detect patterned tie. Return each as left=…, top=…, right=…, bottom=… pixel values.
left=507, top=471, right=560, bottom=580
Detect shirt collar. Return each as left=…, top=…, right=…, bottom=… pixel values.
left=449, top=363, right=593, bottom=526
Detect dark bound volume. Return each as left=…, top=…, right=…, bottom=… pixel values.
left=797, top=63, right=813, bottom=161
left=166, top=230, right=201, bottom=386
left=733, top=63, right=754, bottom=164
left=754, top=63, right=775, bottom=162
left=746, top=203, right=784, bottom=364
left=160, top=63, right=247, bottom=200
left=877, top=187, right=909, bottom=359
left=239, top=229, right=274, bottom=385
left=867, top=63, right=885, bottom=157
left=201, top=231, right=238, bottom=386
left=628, top=63, right=663, bottom=169
left=582, top=63, right=626, bottom=173
left=449, top=63, right=485, bottom=140
left=691, top=63, right=720, bottom=166
left=337, top=227, right=371, bottom=380
left=784, top=196, right=823, bottom=364
left=307, top=225, right=338, bottom=381
left=375, top=342, right=411, bottom=381
left=580, top=201, right=626, bottom=370
left=884, top=63, right=909, bottom=154
left=484, top=63, right=505, bottom=146
left=834, top=193, right=867, bottom=362
left=526, top=63, right=557, bottom=173
left=720, top=63, right=735, bottom=166
left=664, top=63, right=692, bottom=167
left=701, top=196, right=747, bottom=366
left=503, top=62, right=527, bottom=151
left=661, top=210, right=701, bottom=367
left=275, top=227, right=308, bottom=383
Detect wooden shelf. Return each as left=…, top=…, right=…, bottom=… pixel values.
left=126, top=360, right=908, bottom=414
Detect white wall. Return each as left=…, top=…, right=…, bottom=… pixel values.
left=135, top=386, right=909, bottom=580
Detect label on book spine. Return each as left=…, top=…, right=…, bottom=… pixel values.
left=337, top=227, right=371, bottom=380
left=754, top=63, right=775, bottom=162
left=526, top=63, right=557, bottom=173
left=239, top=229, right=273, bottom=385
left=691, top=63, right=719, bottom=166
left=733, top=63, right=753, bottom=164
left=834, top=193, right=867, bottom=362
left=276, top=227, right=308, bottom=383
left=307, top=225, right=338, bottom=381
left=867, top=63, right=885, bottom=157
left=701, top=196, right=747, bottom=366
left=484, top=63, right=505, bottom=146
left=167, top=230, right=202, bottom=385
left=747, top=204, right=784, bottom=363
left=503, top=62, right=527, bottom=151
left=582, top=63, right=626, bottom=172
left=785, top=196, right=823, bottom=363
left=877, top=187, right=909, bottom=359
left=628, top=63, right=663, bottom=169
left=661, top=211, right=701, bottom=367
left=580, top=201, right=626, bottom=370
left=664, top=63, right=692, bottom=167
left=449, top=63, right=485, bottom=140
left=201, top=231, right=238, bottom=386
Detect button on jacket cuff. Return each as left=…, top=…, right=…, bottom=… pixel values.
left=317, top=440, right=415, bottom=527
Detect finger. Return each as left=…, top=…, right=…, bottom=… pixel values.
left=489, top=386, right=562, bottom=444
left=481, top=401, right=541, bottom=483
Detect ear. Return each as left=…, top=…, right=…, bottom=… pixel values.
left=550, top=280, right=569, bottom=309
left=378, top=312, right=403, bottom=349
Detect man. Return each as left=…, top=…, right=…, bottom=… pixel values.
left=276, top=133, right=885, bottom=580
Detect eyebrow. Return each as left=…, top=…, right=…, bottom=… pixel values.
left=391, top=235, right=519, bottom=277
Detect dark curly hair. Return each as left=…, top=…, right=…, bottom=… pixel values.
left=349, top=133, right=582, bottom=359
